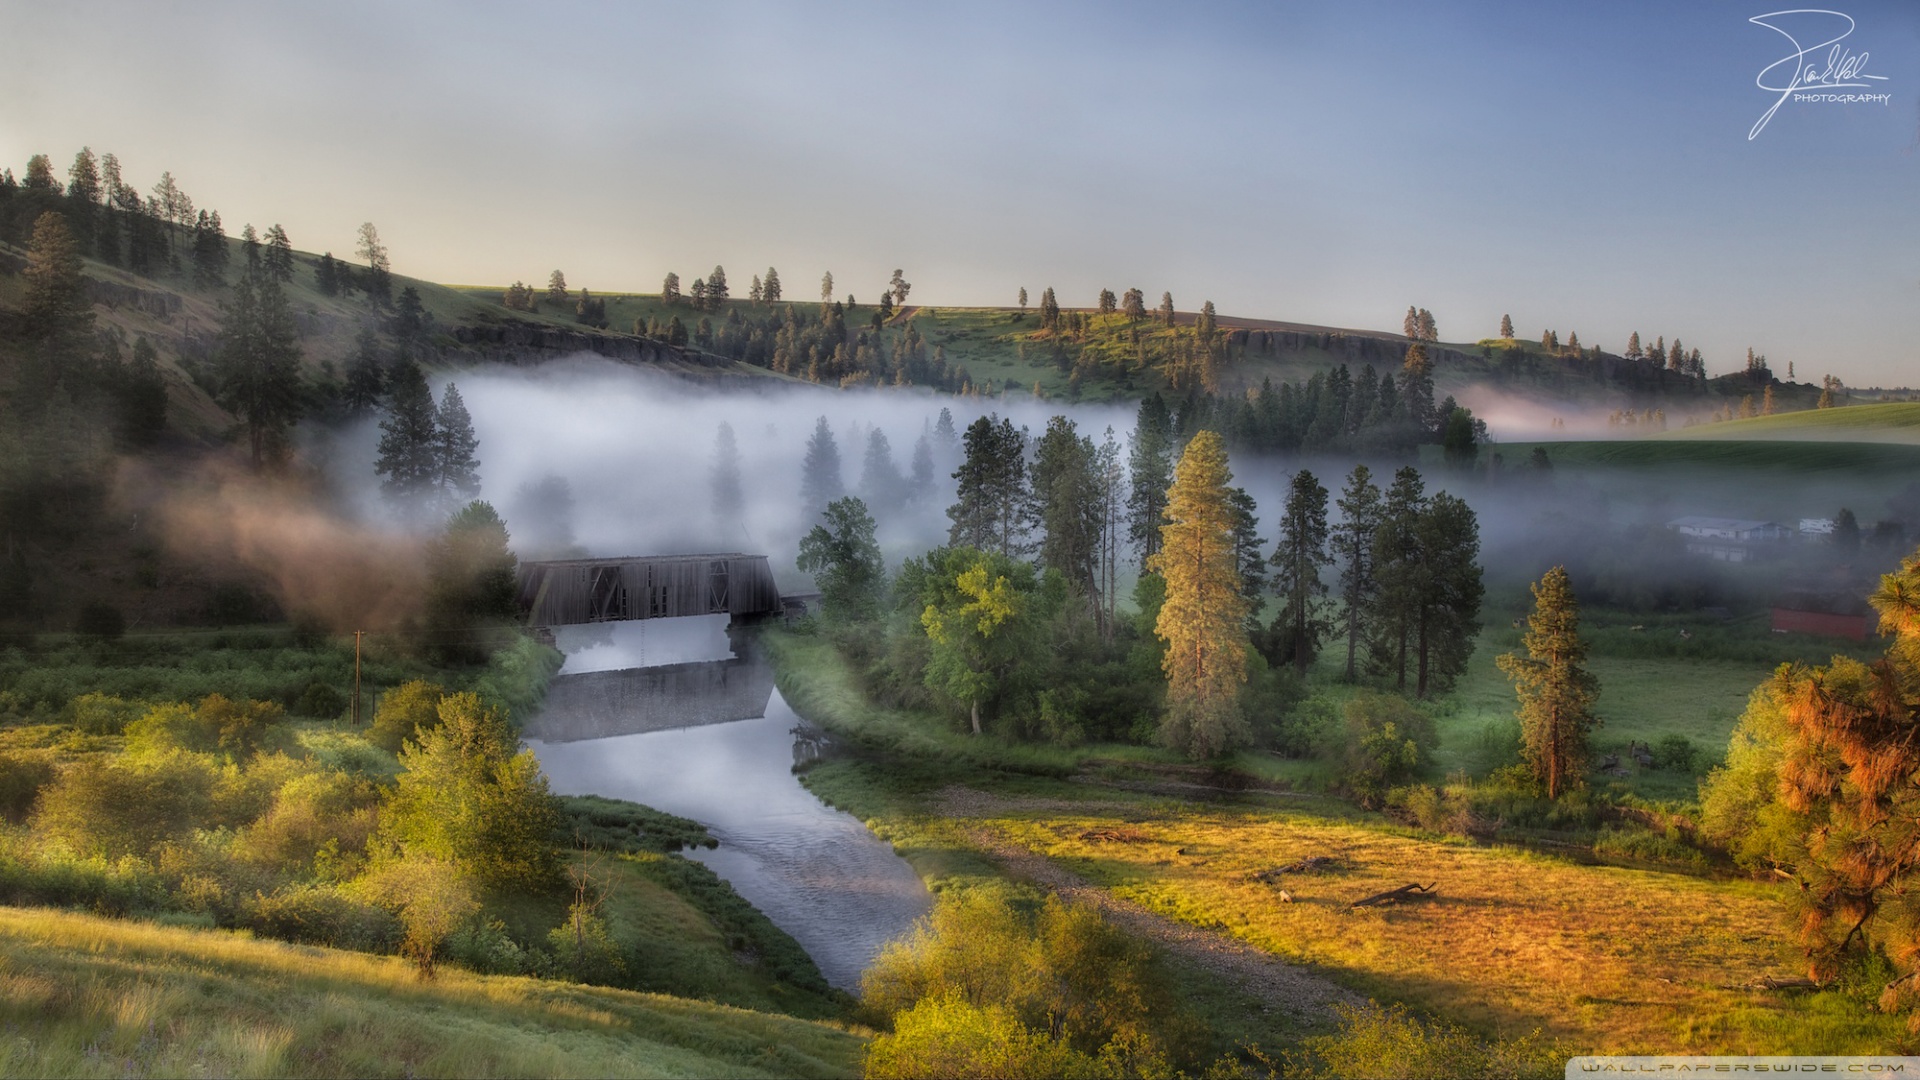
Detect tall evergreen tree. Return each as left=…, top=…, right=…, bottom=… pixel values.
left=435, top=383, right=481, bottom=501
left=707, top=265, right=729, bottom=304
left=20, top=211, right=93, bottom=386
left=889, top=268, right=910, bottom=307
left=859, top=427, right=905, bottom=509
left=376, top=360, right=441, bottom=510
left=1400, top=342, right=1436, bottom=435
left=661, top=271, right=681, bottom=305
left=1331, top=465, right=1383, bottom=681
left=264, top=224, right=294, bottom=282
left=819, top=271, right=833, bottom=305
left=1029, top=415, right=1102, bottom=612
left=1039, top=287, right=1060, bottom=330
left=1126, top=393, right=1175, bottom=570
left=218, top=269, right=304, bottom=468
left=947, top=415, right=1028, bottom=558
left=710, top=421, right=745, bottom=531
left=763, top=266, right=782, bottom=303
left=547, top=270, right=568, bottom=305
left=342, top=326, right=386, bottom=415
left=1157, top=291, right=1174, bottom=325
left=1500, top=314, right=1514, bottom=339
left=909, top=432, right=936, bottom=505
left=115, top=336, right=169, bottom=447
left=1370, top=466, right=1427, bottom=691
left=1497, top=566, right=1597, bottom=799
left=357, top=222, right=391, bottom=306
left=799, top=415, right=845, bottom=521
left=1269, top=469, right=1331, bottom=675
left=1151, top=430, right=1250, bottom=759
left=1228, top=486, right=1265, bottom=628
left=1412, top=492, right=1483, bottom=698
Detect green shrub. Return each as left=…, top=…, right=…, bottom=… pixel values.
left=243, top=883, right=396, bottom=952
left=0, top=751, right=55, bottom=822
left=75, top=601, right=125, bottom=643
left=1335, top=693, right=1435, bottom=806
left=66, top=692, right=144, bottom=734
left=291, top=681, right=346, bottom=719
left=32, top=751, right=221, bottom=860
left=1591, top=824, right=1710, bottom=871
left=863, top=990, right=1114, bottom=1080
left=368, top=680, right=445, bottom=753
left=1652, top=733, right=1698, bottom=773
left=1298, top=1001, right=1559, bottom=1079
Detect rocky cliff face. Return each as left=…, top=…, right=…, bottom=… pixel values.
left=1229, top=327, right=1479, bottom=370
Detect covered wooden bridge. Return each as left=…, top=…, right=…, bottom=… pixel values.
left=517, top=553, right=784, bottom=628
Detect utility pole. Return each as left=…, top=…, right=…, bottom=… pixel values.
left=352, top=630, right=363, bottom=726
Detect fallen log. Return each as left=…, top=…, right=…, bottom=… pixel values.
left=1349, top=882, right=1438, bottom=909
left=1280, top=856, right=1344, bottom=874
left=1748, top=975, right=1818, bottom=991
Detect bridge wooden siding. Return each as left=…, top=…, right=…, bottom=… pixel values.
left=517, top=553, right=782, bottom=627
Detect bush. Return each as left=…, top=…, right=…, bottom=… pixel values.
left=1298, top=1001, right=1559, bottom=1079
left=291, top=680, right=346, bottom=719
left=368, top=680, right=445, bottom=753
left=32, top=751, right=220, bottom=859
left=1652, top=733, right=1698, bottom=773
left=0, top=751, right=55, bottom=822
left=1336, top=692, right=1435, bottom=806
left=65, top=692, right=143, bottom=734
left=242, top=883, right=396, bottom=952
left=863, top=990, right=1111, bottom=1080
left=75, top=601, right=125, bottom=642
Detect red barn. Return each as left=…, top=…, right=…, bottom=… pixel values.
left=1771, top=608, right=1869, bottom=641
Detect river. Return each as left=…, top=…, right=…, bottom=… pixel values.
left=523, top=617, right=931, bottom=990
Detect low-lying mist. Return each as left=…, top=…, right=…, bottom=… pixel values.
left=305, top=355, right=1917, bottom=619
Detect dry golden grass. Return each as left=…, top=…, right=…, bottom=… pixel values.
left=952, top=798, right=1902, bottom=1055
left=0, top=905, right=864, bottom=1078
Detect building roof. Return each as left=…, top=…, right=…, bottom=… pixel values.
left=1667, top=516, right=1786, bottom=531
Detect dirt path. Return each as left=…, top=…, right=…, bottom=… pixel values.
left=936, top=787, right=1364, bottom=1030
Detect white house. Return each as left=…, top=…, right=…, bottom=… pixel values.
left=1667, top=516, right=1791, bottom=562
left=1799, top=517, right=1836, bottom=537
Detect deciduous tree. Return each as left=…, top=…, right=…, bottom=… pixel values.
left=797, top=496, right=884, bottom=623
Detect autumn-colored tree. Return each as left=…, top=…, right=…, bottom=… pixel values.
left=1150, top=430, right=1250, bottom=759
left=1498, top=566, right=1598, bottom=799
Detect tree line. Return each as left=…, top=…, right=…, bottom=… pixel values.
left=788, top=395, right=1484, bottom=760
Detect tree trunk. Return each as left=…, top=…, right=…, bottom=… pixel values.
left=970, top=698, right=981, bottom=736
left=1416, top=605, right=1430, bottom=698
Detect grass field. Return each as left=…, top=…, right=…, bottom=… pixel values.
left=1498, top=437, right=1920, bottom=476
left=0, top=905, right=865, bottom=1079
left=1661, top=402, right=1920, bottom=443
left=775, top=630, right=1908, bottom=1057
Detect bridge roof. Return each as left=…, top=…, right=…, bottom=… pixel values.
left=522, top=553, right=763, bottom=567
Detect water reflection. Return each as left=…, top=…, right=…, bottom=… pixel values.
left=527, top=623, right=930, bottom=990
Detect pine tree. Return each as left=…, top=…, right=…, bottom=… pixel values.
left=1370, top=466, right=1427, bottom=691
left=707, top=265, right=729, bottom=304
left=358, top=222, right=391, bottom=306
left=115, top=336, right=169, bottom=447
left=1040, top=287, right=1060, bottom=330
left=1151, top=430, right=1250, bottom=759
left=799, top=415, right=845, bottom=521
left=1126, top=393, right=1175, bottom=570
left=1498, top=566, right=1598, bottom=799
left=1413, top=492, right=1483, bottom=698
left=435, top=383, right=481, bottom=501
left=1269, top=469, right=1330, bottom=675
left=859, top=427, right=905, bottom=509
left=547, top=270, right=568, bottom=306
left=820, top=271, right=833, bottom=305
left=343, top=327, right=386, bottom=414
left=1403, top=306, right=1420, bottom=339
left=21, top=211, right=93, bottom=379
left=1417, top=308, right=1436, bottom=342
left=711, top=422, right=745, bottom=530
left=661, top=272, right=681, bottom=305
left=1762, top=384, right=1777, bottom=416
left=264, top=224, right=293, bottom=282
left=1017, top=286, right=1028, bottom=311
left=947, top=415, right=1028, bottom=558
left=1029, top=415, right=1102, bottom=612
left=376, top=360, right=442, bottom=510
left=1157, top=292, right=1174, bottom=325
left=1500, top=314, right=1514, bottom=339
left=218, top=269, right=304, bottom=468
left=1196, top=301, right=1217, bottom=344
left=909, top=432, right=935, bottom=504
left=1400, top=343, right=1436, bottom=435
left=1626, top=331, right=1642, bottom=359
left=317, top=253, right=341, bottom=296
left=1331, top=465, right=1383, bottom=681
left=889, top=269, right=910, bottom=307
left=763, top=266, right=782, bottom=304
left=1097, top=288, right=1117, bottom=316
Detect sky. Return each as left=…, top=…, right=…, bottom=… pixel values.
left=3, top=1, right=1916, bottom=384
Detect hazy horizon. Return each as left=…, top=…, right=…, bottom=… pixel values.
left=4, top=1, right=1916, bottom=384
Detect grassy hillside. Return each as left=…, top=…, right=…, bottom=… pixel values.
left=0, top=905, right=864, bottom=1079
left=1661, top=402, right=1920, bottom=443
left=1499, top=438, right=1920, bottom=476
